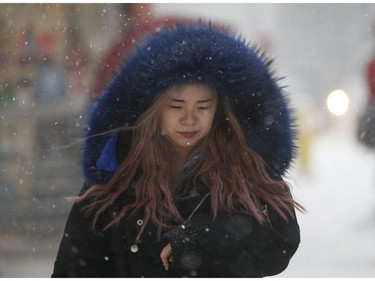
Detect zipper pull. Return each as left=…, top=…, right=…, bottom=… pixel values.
left=262, top=204, right=273, bottom=228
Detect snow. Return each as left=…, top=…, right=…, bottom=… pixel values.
left=278, top=125, right=375, bottom=277
left=1, top=3, right=374, bottom=278
left=1, top=123, right=374, bottom=278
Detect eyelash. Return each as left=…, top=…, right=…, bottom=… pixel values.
left=169, top=106, right=210, bottom=110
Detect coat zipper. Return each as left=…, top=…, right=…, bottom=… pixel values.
left=262, top=204, right=273, bottom=228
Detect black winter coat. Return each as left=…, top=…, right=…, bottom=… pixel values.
left=52, top=176, right=300, bottom=278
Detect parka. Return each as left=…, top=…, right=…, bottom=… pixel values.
left=52, top=22, right=301, bottom=277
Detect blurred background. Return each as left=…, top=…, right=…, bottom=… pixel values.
left=0, top=3, right=374, bottom=277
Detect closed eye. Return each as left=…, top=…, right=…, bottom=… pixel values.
left=198, top=106, right=211, bottom=110
left=169, top=105, right=182, bottom=109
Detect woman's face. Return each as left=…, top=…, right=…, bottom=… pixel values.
left=160, top=84, right=217, bottom=155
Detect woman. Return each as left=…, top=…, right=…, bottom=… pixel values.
left=52, top=22, right=303, bottom=277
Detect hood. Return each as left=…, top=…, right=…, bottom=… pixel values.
left=82, top=22, right=297, bottom=184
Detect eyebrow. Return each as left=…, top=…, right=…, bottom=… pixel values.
left=169, top=98, right=214, bottom=103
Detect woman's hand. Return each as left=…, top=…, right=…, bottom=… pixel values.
left=160, top=243, right=173, bottom=271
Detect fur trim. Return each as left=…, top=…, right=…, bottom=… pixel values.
left=82, top=22, right=297, bottom=184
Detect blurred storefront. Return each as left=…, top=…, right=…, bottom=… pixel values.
left=0, top=4, right=128, bottom=276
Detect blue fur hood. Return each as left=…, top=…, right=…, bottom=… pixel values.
left=82, top=22, right=297, bottom=184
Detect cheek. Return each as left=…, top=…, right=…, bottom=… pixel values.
left=200, top=112, right=216, bottom=131
left=160, top=113, right=176, bottom=133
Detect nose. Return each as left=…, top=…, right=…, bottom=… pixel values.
left=181, top=109, right=197, bottom=126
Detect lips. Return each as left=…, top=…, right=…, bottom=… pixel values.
left=178, top=131, right=197, bottom=138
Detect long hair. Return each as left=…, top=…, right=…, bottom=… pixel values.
left=190, top=99, right=304, bottom=223
left=74, top=84, right=303, bottom=240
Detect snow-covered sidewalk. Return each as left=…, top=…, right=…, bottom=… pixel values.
left=279, top=128, right=375, bottom=277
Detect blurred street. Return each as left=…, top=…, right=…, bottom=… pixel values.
left=280, top=126, right=375, bottom=277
